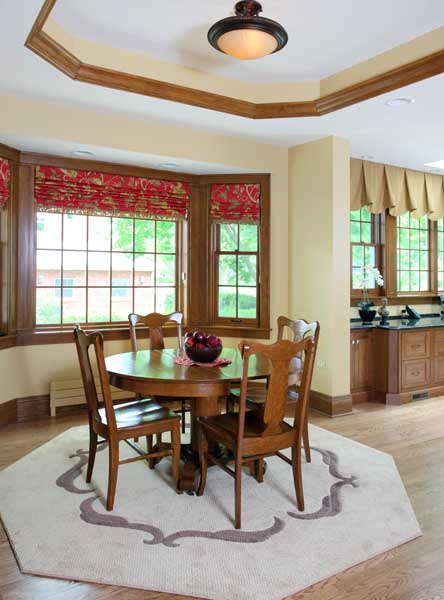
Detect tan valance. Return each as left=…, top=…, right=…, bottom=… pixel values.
left=351, top=158, right=444, bottom=220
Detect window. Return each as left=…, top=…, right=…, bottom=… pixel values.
left=215, top=223, right=259, bottom=322
left=350, top=207, right=379, bottom=290
left=396, top=214, right=430, bottom=293
left=438, top=220, right=444, bottom=291
left=55, top=278, right=74, bottom=298
left=35, top=212, right=179, bottom=325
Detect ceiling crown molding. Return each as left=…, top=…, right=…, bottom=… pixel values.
left=25, top=0, right=444, bottom=120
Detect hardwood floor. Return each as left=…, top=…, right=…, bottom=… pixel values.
left=1, top=399, right=444, bottom=600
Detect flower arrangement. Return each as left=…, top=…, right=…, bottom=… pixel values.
left=358, top=266, right=384, bottom=311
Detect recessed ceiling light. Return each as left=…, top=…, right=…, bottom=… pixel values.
left=361, top=155, right=375, bottom=161
left=424, top=160, right=444, bottom=170
left=384, top=97, right=415, bottom=108
left=72, top=150, right=94, bottom=157
left=161, top=162, right=179, bottom=169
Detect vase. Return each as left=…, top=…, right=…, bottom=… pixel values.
left=359, top=309, right=376, bottom=323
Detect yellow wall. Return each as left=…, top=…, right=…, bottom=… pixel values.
left=0, top=94, right=289, bottom=402
left=0, top=347, right=18, bottom=402
left=289, top=137, right=351, bottom=398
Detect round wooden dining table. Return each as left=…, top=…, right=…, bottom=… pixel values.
left=105, top=347, right=271, bottom=492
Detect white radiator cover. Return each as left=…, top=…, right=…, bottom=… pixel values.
left=50, top=378, right=135, bottom=417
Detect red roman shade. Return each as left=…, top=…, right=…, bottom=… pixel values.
left=34, top=165, right=190, bottom=220
left=209, top=183, right=261, bottom=224
left=0, top=158, right=11, bottom=209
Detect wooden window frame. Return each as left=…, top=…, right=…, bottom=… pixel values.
left=0, top=144, right=18, bottom=350
left=211, top=222, right=260, bottom=327
left=351, top=209, right=442, bottom=306
left=350, top=211, right=386, bottom=300
left=187, top=174, right=271, bottom=339
left=7, top=152, right=270, bottom=346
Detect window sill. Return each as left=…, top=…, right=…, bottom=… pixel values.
left=351, top=294, right=441, bottom=307
left=16, top=324, right=272, bottom=346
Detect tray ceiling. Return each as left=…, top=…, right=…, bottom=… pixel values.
left=52, top=0, right=444, bottom=83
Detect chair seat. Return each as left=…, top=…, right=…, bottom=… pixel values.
left=230, top=385, right=300, bottom=406
left=99, top=399, right=179, bottom=428
left=201, top=411, right=292, bottom=438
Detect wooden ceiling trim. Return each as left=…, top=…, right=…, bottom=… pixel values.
left=25, top=0, right=444, bottom=120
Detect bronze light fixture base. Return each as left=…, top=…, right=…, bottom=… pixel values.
left=208, top=1, right=288, bottom=59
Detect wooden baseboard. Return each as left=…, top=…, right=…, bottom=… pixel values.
left=16, top=395, right=50, bottom=422
left=1, top=388, right=353, bottom=426
left=0, top=394, right=140, bottom=426
left=310, top=390, right=353, bottom=417
left=386, top=384, right=444, bottom=406
left=0, top=399, right=18, bottom=426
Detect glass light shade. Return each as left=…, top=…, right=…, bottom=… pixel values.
left=217, top=28, right=278, bottom=60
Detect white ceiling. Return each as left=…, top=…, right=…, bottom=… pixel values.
left=52, top=0, right=444, bottom=83
left=0, top=0, right=444, bottom=174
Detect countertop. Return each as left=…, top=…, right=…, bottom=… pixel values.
left=351, top=314, right=444, bottom=330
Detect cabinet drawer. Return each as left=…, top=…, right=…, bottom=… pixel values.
left=432, top=357, right=444, bottom=384
left=401, top=359, right=430, bottom=390
left=401, top=331, right=430, bottom=360
left=433, top=330, right=444, bottom=357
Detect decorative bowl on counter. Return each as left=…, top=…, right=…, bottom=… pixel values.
left=359, top=309, right=376, bottom=323
left=184, top=331, right=223, bottom=363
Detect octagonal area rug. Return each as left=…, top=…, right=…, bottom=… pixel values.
left=0, top=424, right=421, bottom=600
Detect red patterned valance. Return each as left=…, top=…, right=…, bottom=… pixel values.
left=0, top=158, right=11, bottom=209
left=34, top=166, right=190, bottom=220
left=209, top=183, right=260, bottom=224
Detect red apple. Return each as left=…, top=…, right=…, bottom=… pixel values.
left=196, top=342, right=205, bottom=349
left=185, top=337, right=194, bottom=347
left=184, top=331, right=193, bottom=339
left=193, top=331, right=206, bottom=344
left=206, top=335, right=219, bottom=348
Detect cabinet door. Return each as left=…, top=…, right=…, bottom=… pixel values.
left=401, top=331, right=430, bottom=360
left=351, top=331, right=374, bottom=391
left=401, top=359, right=430, bottom=390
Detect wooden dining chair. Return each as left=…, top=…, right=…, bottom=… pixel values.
left=229, top=317, right=320, bottom=463
left=198, top=336, right=316, bottom=529
left=74, top=325, right=182, bottom=511
left=128, top=311, right=190, bottom=434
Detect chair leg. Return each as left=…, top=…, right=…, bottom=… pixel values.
left=291, top=444, right=304, bottom=512
left=171, top=422, right=182, bottom=494
left=303, top=418, right=311, bottom=463
left=156, top=433, right=162, bottom=446
left=234, top=452, right=243, bottom=529
left=86, top=429, right=98, bottom=483
left=106, top=440, right=119, bottom=511
left=197, top=426, right=208, bottom=496
left=256, top=458, right=264, bottom=483
left=181, top=400, right=186, bottom=434
left=146, top=434, right=155, bottom=469
left=226, top=396, right=232, bottom=413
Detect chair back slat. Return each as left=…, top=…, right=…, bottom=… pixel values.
left=74, top=325, right=117, bottom=431
left=277, top=317, right=319, bottom=385
left=128, top=312, right=183, bottom=351
left=238, top=338, right=313, bottom=437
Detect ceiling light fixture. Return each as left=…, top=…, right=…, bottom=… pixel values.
left=72, top=150, right=94, bottom=157
left=161, top=162, right=179, bottom=169
left=384, top=97, right=415, bottom=108
left=208, top=1, right=288, bottom=61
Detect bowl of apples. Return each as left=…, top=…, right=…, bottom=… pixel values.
left=184, top=331, right=223, bottom=363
